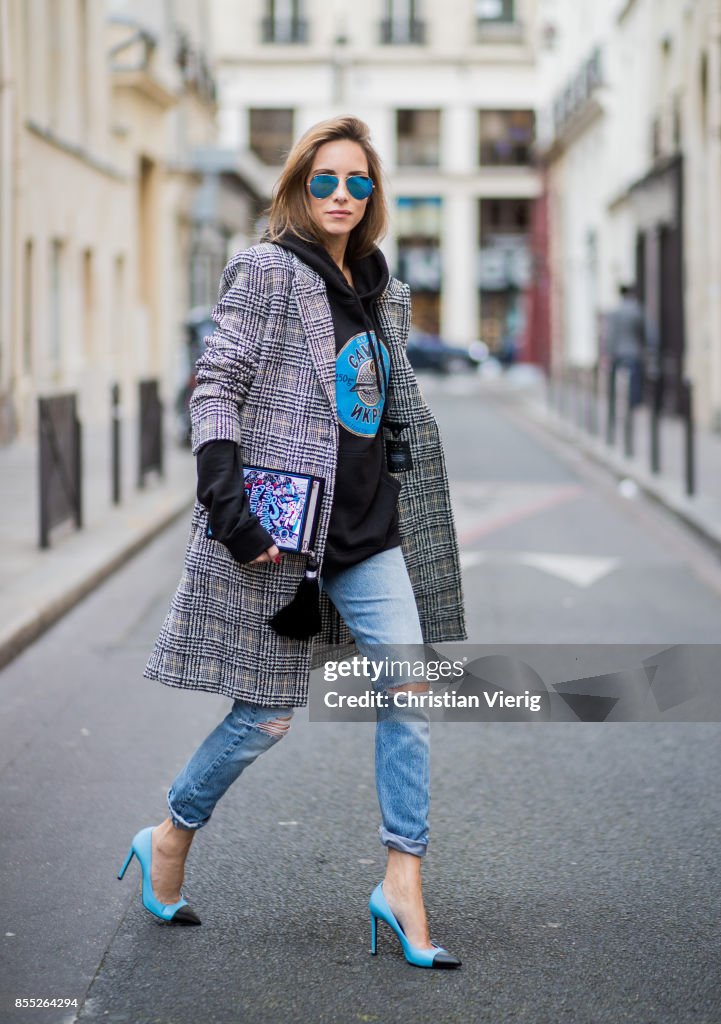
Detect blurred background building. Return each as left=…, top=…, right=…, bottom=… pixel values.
left=0, top=0, right=261, bottom=444
left=1, top=0, right=721, bottom=445
left=536, top=0, right=721, bottom=429
left=211, top=0, right=542, bottom=359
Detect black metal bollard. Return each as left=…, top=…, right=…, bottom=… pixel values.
left=111, top=383, right=122, bottom=505
left=582, top=367, right=593, bottom=434
left=649, top=370, right=662, bottom=475
left=138, top=379, right=164, bottom=489
left=575, top=367, right=585, bottom=430
left=589, top=364, right=599, bottom=436
left=681, top=379, right=695, bottom=496
left=158, top=398, right=165, bottom=478
left=76, top=413, right=83, bottom=529
left=620, top=366, right=634, bottom=458
left=582, top=366, right=591, bottom=432
left=38, top=394, right=83, bottom=548
left=565, top=366, right=573, bottom=424
left=606, top=361, right=616, bottom=446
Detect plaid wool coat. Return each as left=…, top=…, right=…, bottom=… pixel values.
left=144, top=242, right=466, bottom=707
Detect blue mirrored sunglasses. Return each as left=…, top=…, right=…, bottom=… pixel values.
left=308, top=173, right=374, bottom=200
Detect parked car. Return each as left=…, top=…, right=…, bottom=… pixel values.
left=406, top=329, right=485, bottom=374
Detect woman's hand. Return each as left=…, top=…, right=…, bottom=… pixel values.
left=249, top=543, right=282, bottom=565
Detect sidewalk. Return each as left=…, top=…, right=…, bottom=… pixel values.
left=0, top=413, right=196, bottom=670
left=476, top=365, right=721, bottom=556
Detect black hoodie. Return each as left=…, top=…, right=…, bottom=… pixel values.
left=195, top=236, right=401, bottom=572
left=276, top=232, right=401, bottom=572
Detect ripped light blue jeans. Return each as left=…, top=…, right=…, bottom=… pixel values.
left=166, top=545, right=431, bottom=857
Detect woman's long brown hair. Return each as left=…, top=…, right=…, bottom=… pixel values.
left=266, top=115, right=389, bottom=260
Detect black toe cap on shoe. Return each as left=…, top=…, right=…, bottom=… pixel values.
left=432, top=951, right=461, bottom=968
left=170, top=905, right=202, bottom=925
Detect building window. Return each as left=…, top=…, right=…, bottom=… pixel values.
left=137, top=156, right=155, bottom=306
left=396, top=110, right=440, bottom=167
left=479, top=198, right=531, bottom=361
left=23, top=241, right=33, bottom=374
left=475, top=0, right=515, bottom=21
left=380, top=0, right=425, bottom=44
left=479, top=110, right=535, bottom=166
left=81, top=249, right=95, bottom=360
left=672, top=94, right=682, bottom=151
left=112, top=255, right=125, bottom=359
left=47, top=0, right=61, bottom=130
left=262, top=0, right=308, bottom=44
left=249, top=109, right=294, bottom=165
left=651, top=116, right=662, bottom=161
left=481, top=198, right=530, bottom=236
left=396, top=197, right=442, bottom=332
left=49, top=240, right=64, bottom=370
left=78, top=0, right=90, bottom=142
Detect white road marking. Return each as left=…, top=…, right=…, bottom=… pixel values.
left=460, top=549, right=620, bottom=588
left=517, top=552, right=620, bottom=588
left=459, top=551, right=486, bottom=570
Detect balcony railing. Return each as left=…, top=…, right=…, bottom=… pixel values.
left=379, top=18, right=426, bottom=45
left=260, top=17, right=309, bottom=44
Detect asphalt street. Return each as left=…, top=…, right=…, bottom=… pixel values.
left=2, top=376, right=720, bottom=1024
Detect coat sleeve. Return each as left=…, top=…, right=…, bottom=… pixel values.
left=196, top=440, right=275, bottom=563
left=190, top=249, right=271, bottom=455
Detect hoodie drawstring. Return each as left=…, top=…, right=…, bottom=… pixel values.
left=352, top=293, right=387, bottom=404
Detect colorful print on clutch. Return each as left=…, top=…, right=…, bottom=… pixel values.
left=242, top=466, right=324, bottom=554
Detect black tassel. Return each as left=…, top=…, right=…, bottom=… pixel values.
left=268, top=552, right=322, bottom=640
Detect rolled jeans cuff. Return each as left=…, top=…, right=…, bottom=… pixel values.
left=379, top=825, right=428, bottom=858
left=167, top=787, right=207, bottom=831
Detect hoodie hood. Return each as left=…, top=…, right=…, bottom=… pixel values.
left=274, top=230, right=390, bottom=305
left=273, top=231, right=390, bottom=399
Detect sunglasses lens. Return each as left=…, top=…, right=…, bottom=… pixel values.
left=309, top=174, right=338, bottom=198
left=347, top=176, right=373, bottom=200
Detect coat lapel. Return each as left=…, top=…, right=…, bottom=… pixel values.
left=375, top=281, right=412, bottom=414
left=291, top=254, right=411, bottom=418
left=375, top=283, right=410, bottom=351
left=291, top=256, right=337, bottom=417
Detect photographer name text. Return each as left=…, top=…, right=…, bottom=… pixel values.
left=323, top=689, right=542, bottom=711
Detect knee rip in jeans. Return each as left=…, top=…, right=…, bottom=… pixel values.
left=257, top=714, right=292, bottom=739
left=387, top=681, right=430, bottom=694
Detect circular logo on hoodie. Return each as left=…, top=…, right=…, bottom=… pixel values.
left=335, top=330, right=390, bottom=437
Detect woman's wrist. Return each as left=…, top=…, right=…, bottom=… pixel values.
left=223, top=517, right=276, bottom=564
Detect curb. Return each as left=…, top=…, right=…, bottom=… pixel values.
left=0, top=496, right=194, bottom=672
left=513, top=390, right=721, bottom=559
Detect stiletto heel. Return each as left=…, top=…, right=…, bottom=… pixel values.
left=117, top=826, right=201, bottom=926
left=368, top=882, right=460, bottom=969
left=117, top=848, right=134, bottom=880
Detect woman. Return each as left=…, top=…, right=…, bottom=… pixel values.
left=119, top=116, right=466, bottom=969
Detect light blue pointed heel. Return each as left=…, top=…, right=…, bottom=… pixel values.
left=117, top=826, right=201, bottom=925
left=369, top=882, right=461, bottom=968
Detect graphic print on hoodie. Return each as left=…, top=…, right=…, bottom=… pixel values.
left=276, top=232, right=402, bottom=572
left=336, top=328, right=390, bottom=437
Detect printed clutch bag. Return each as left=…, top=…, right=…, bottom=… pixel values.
left=241, top=465, right=325, bottom=554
